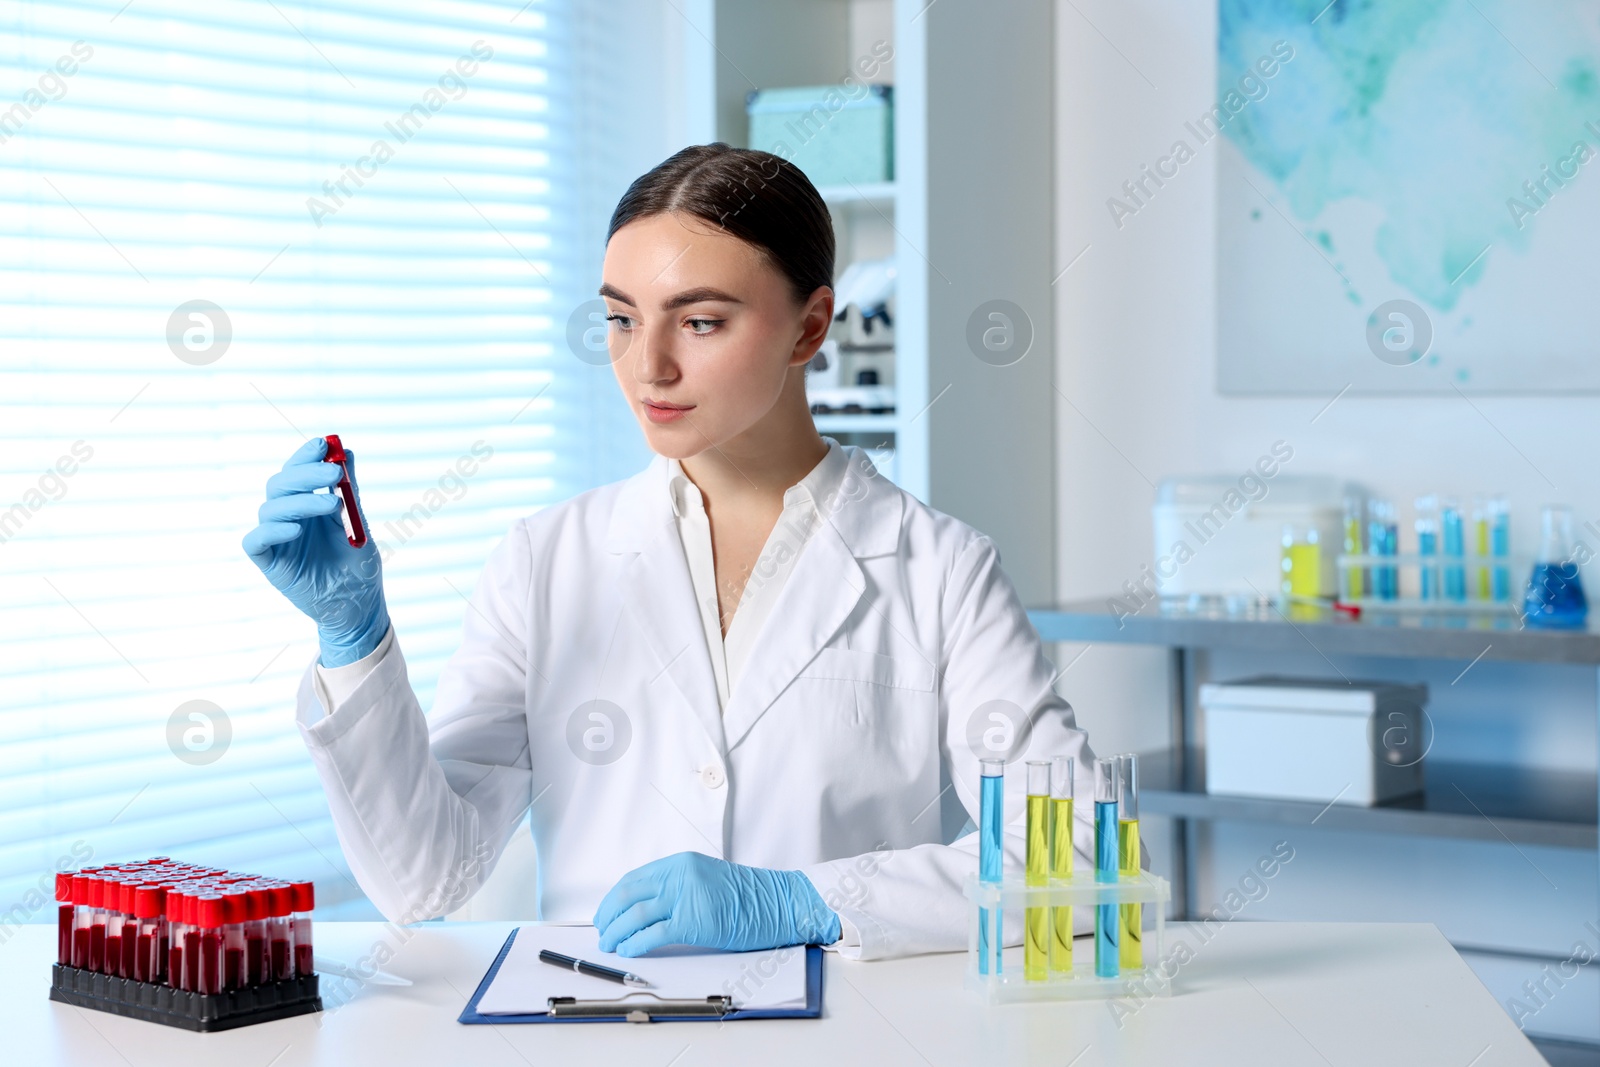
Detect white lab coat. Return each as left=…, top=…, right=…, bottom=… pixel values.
left=294, top=444, right=1101, bottom=960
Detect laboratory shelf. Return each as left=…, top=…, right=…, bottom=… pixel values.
left=1024, top=594, right=1600, bottom=945
left=1027, top=599, right=1600, bottom=666
left=1135, top=748, right=1598, bottom=850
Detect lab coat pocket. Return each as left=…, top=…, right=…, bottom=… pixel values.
left=786, top=646, right=939, bottom=800
left=796, top=646, right=937, bottom=736
left=798, top=646, right=937, bottom=693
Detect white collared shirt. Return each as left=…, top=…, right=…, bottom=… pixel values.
left=666, top=436, right=849, bottom=712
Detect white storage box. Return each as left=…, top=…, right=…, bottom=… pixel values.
left=1151, top=475, right=1349, bottom=599
left=1201, top=676, right=1428, bottom=806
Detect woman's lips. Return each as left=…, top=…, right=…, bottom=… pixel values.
left=643, top=400, right=695, bottom=424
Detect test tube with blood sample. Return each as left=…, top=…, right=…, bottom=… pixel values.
left=87, top=872, right=108, bottom=973
left=119, top=880, right=141, bottom=979
left=165, top=888, right=187, bottom=989
left=70, top=871, right=96, bottom=969
left=102, top=878, right=122, bottom=976
left=184, top=889, right=208, bottom=991
left=133, top=885, right=165, bottom=983
left=291, top=880, right=314, bottom=979
left=267, top=883, right=294, bottom=980
left=221, top=888, right=248, bottom=989
left=244, top=886, right=268, bottom=986
left=55, top=873, right=73, bottom=966
left=322, top=434, right=368, bottom=548
left=97, top=875, right=118, bottom=976
left=197, top=894, right=225, bottom=994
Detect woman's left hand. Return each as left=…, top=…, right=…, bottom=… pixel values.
left=593, top=851, right=841, bottom=956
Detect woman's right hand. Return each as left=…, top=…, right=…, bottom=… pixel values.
left=242, top=436, right=391, bottom=667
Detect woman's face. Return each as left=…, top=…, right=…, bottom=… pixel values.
left=600, top=211, right=829, bottom=459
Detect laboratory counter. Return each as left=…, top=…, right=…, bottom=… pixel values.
left=8, top=920, right=1544, bottom=1065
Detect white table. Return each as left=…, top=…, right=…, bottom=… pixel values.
left=8, top=921, right=1544, bottom=1065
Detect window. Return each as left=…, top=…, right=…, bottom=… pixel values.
left=0, top=0, right=651, bottom=922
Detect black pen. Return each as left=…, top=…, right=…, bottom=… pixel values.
left=539, top=949, right=652, bottom=988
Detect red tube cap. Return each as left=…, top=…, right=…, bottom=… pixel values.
left=134, top=886, right=166, bottom=920
left=85, top=875, right=104, bottom=910
left=267, top=884, right=294, bottom=917
left=55, top=872, right=73, bottom=903
left=291, top=881, right=314, bottom=913
left=221, top=888, right=248, bottom=924
left=196, top=895, right=224, bottom=929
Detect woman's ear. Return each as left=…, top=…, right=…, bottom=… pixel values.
left=790, top=285, right=835, bottom=368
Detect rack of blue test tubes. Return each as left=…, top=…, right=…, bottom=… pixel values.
left=1335, top=493, right=1521, bottom=613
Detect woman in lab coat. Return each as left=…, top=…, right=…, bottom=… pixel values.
left=243, top=143, right=1099, bottom=961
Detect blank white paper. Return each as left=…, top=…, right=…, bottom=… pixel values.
left=472, top=924, right=810, bottom=1015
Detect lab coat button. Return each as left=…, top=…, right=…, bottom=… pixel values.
left=699, top=764, right=725, bottom=789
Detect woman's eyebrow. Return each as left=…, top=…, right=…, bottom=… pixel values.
left=598, top=282, right=742, bottom=310
left=660, top=286, right=743, bottom=310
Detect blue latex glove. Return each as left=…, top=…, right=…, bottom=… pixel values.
left=594, top=852, right=841, bottom=957
left=242, top=436, right=390, bottom=668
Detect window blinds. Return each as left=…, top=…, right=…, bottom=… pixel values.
left=0, top=0, right=649, bottom=922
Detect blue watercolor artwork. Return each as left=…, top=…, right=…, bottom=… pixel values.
left=1216, top=0, right=1600, bottom=393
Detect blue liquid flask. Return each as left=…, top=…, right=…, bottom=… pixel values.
left=978, top=759, right=1004, bottom=975
left=1525, top=505, right=1588, bottom=628
left=1093, top=758, right=1119, bottom=979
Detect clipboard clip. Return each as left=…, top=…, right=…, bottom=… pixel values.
left=547, top=994, right=734, bottom=1022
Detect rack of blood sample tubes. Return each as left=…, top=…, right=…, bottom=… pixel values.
left=963, top=757, right=1174, bottom=1004
left=49, top=858, right=323, bottom=1031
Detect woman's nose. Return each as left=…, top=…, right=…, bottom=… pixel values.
left=630, top=329, right=677, bottom=385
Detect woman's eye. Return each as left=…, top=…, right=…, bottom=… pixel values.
left=605, top=313, right=634, bottom=330
left=686, top=318, right=720, bottom=335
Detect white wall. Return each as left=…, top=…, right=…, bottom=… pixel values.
left=1051, top=0, right=1600, bottom=762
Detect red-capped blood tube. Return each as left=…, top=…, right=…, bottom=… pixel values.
left=133, top=885, right=165, bottom=983
left=244, top=886, right=267, bottom=986
left=291, top=880, right=314, bottom=978
left=55, top=873, right=73, bottom=967
left=267, top=883, right=294, bottom=980
left=86, top=873, right=106, bottom=973
left=118, top=880, right=139, bottom=979
left=197, top=895, right=224, bottom=994
left=106, top=877, right=133, bottom=977
left=322, top=434, right=367, bottom=547
left=71, top=871, right=94, bottom=969
left=165, top=889, right=184, bottom=989
left=222, top=888, right=247, bottom=990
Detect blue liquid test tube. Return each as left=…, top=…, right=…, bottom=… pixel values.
left=1416, top=494, right=1439, bottom=601
left=1094, top=757, right=1119, bottom=979
left=1442, top=497, right=1466, bottom=601
left=1490, top=495, right=1511, bottom=602
left=1369, top=500, right=1399, bottom=601
left=978, top=758, right=1004, bottom=976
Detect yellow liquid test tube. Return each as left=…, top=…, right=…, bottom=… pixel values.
left=1473, top=504, right=1491, bottom=600
left=1118, top=753, right=1142, bottom=969
left=1024, top=760, right=1051, bottom=981
left=1049, top=755, right=1074, bottom=975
